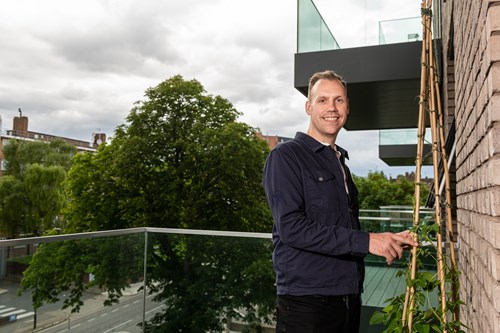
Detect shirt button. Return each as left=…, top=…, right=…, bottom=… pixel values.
left=318, top=177, right=324, bottom=181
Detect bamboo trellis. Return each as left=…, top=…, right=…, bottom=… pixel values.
left=401, top=0, right=459, bottom=331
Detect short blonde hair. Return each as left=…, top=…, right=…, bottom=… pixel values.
left=307, top=70, right=348, bottom=100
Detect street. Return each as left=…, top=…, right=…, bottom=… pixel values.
left=37, top=293, right=164, bottom=333
left=0, top=280, right=164, bottom=333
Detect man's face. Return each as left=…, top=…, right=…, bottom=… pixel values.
left=305, top=78, right=349, bottom=144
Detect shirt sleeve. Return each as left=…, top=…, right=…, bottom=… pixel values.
left=263, top=145, right=369, bottom=257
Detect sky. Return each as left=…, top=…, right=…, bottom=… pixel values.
left=0, top=0, right=431, bottom=178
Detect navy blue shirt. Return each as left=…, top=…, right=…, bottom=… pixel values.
left=263, top=132, right=369, bottom=296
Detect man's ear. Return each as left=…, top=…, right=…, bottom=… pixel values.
left=347, top=98, right=350, bottom=115
left=305, top=100, right=311, bottom=115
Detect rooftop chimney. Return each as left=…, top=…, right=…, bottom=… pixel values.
left=93, top=132, right=106, bottom=146
left=13, top=109, right=28, bottom=135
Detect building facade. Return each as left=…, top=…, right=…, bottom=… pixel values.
left=256, top=132, right=292, bottom=150
left=441, top=1, right=500, bottom=331
left=0, top=115, right=106, bottom=176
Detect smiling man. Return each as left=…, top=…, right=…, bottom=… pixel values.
left=262, top=70, right=418, bottom=333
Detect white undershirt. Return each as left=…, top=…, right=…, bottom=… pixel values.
left=322, top=143, right=349, bottom=194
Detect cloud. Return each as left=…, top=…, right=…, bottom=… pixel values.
left=0, top=0, right=425, bottom=177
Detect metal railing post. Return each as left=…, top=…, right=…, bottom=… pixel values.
left=142, top=230, right=148, bottom=333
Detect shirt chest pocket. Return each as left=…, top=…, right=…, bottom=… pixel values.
left=303, top=169, right=341, bottom=211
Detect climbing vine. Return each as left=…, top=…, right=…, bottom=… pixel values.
left=370, top=218, right=466, bottom=332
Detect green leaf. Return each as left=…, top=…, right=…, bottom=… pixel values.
left=413, top=323, right=430, bottom=333
left=369, top=311, right=387, bottom=325
left=432, top=324, right=443, bottom=332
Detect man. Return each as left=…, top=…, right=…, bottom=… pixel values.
left=262, top=70, right=418, bottom=333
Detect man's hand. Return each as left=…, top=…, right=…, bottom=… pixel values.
left=368, top=230, right=418, bottom=265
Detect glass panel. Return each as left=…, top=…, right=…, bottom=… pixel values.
left=379, top=128, right=432, bottom=146
left=297, top=0, right=340, bottom=53
left=0, top=233, right=146, bottom=333
left=143, top=232, right=274, bottom=332
left=379, top=17, right=422, bottom=45
left=303, top=0, right=440, bottom=49
left=360, top=207, right=436, bottom=269
left=1, top=226, right=437, bottom=332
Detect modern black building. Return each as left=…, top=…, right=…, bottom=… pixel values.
left=294, top=0, right=435, bottom=166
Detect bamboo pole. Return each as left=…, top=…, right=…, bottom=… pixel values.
left=404, top=0, right=460, bottom=330
left=427, top=22, right=448, bottom=330
left=427, top=0, right=459, bottom=324
left=402, top=1, right=431, bottom=329
left=402, top=85, right=426, bottom=329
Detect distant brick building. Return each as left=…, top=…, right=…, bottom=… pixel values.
left=256, top=132, right=292, bottom=150
left=0, top=114, right=106, bottom=175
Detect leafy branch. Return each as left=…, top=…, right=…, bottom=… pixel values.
left=370, top=217, right=466, bottom=332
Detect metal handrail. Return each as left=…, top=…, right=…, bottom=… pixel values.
left=360, top=209, right=434, bottom=214
left=0, top=227, right=272, bottom=248
left=0, top=208, right=436, bottom=249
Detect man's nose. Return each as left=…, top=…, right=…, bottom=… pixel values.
left=328, top=100, right=338, bottom=110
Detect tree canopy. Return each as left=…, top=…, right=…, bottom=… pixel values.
left=0, top=139, right=76, bottom=237
left=64, top=75, right=271, bottom=233
left=22, top=75, right=275, bottom=332
left=353, top=171, right=430, bottom=210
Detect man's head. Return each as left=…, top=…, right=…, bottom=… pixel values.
left=307, top=70, right=347, bottom=102
left=305, top=70, right=349, bottom=145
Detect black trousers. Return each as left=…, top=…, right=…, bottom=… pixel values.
left=275, top=294, right=361, bottom=333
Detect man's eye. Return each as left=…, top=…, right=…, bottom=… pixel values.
left=336, top=99, right=345, bottom=104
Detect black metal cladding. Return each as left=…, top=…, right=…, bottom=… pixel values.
left=294, top=41, right=441, bottom=131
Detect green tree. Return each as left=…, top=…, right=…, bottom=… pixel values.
left=353, top=171, right=430, bottom=209
left=392, top=174, right=425, bottom=206
left=0, top=139, right=76, bottom=237
left=3, top=139, right=76, bottom=178
left=0, top=175, right=25, bottom=237
left=21, top=233, right=145, bottom=312
left=22, top=75, right=275, bottom=332
left=64, top=75, right=271, bottom=233
left=23, top=163, right=67, bottom=235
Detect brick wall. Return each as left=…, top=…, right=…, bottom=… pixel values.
left=444, top=1, right=500, bottom=331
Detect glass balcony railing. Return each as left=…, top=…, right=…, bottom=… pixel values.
left=360, top=207, right=436, bottom=269
left=0, top=211, right=436, bottom=333
left=4, top=229, right=273, bottom=333
left=297, top=0, right=340, bottom=53
left=297, top=0, right=441, bottom=51
left=379, top=17, right=422, bottom=45
left=379, top=128, right=432, bottom=146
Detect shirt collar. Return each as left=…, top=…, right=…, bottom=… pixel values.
left=294, top=132, right=350, bottom=160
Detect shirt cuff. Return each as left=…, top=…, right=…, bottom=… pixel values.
left=351, top=230, right=370, bottom=257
